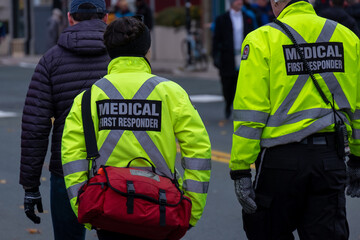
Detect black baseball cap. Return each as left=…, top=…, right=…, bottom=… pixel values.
left=70, top=0, right=106, bottom=14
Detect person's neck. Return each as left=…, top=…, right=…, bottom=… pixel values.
left=231, top=7, right=242, bottom=13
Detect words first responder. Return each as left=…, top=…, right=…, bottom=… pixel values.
left=229, top=0, right=360, bottom=240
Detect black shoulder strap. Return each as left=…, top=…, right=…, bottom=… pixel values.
left=81, top=88, right=100, bottom=160
left=273, top=19, right=346, bottom=126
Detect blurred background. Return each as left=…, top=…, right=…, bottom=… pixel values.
left=2, top=0, right=360, bottom=239
left=0, top=0, right=231, bottom=64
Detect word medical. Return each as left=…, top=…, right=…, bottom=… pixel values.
left=283, top=42, right=344, bottom=75
left=97, top=100, right=162, bottom=131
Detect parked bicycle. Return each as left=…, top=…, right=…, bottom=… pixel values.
left=181, top=28, right=209, bottom=71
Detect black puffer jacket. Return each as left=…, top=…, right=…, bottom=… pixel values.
left=20, top=19, right=110, bottom=187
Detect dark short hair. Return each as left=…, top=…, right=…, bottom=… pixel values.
left=70, top=3, right=106, bottom=21
left=103, top=16, right=151, bottom=59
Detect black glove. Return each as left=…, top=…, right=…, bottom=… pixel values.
left=231, top=170, right=257, bottom=214
left=24, top=187, right=43, bottom=224
left=346, top=156, right=360, bottom=197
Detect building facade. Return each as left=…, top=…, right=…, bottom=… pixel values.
left=0, top=0, right=230, bottom=57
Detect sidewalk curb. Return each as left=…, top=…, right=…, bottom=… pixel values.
left=0, top=55, right=220, bottom=81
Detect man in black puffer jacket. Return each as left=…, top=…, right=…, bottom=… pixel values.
left=19, top=0, right=110, bottom=239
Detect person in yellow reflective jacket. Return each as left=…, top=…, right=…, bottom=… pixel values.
left=61, top=17, right=211, bottom=239
left=230, top=0, right=360, bottom=239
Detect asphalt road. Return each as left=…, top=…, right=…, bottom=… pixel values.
left=1, top=65, right=360, bottom=240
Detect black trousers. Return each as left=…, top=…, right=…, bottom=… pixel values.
left=220, top=74, right=238, bottom=112
left=243, top=133, right=349, bottom=240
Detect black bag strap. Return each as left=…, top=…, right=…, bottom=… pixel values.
left=273, top=19, right=331, bottom=106
left=81, top=88, right=100, bottom=160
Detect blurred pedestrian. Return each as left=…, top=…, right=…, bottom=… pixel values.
left=0, top=21, right=5, bottom=44
left=61, top=16, right=211, bottom=240
left=212, top=0, right=258, bottom=119
left=313, top=0, right=330, bottom=13
left=46, top=8, right=64, bottom=50
left=319, top=0, right=360, bottom=37
left=251, top=0, right=275, bottom=26
left=19, top=0, right=110, bottom=239
left=346, top=0, right=360, bottom=29
left=136, top=0, right=153, bottom=31
left=114, top=0, right=134, bottom=18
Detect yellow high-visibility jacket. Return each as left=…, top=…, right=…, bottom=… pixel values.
left=62, top=57, right=211, bottom=226
left=230, top=1, right=360, bottom=171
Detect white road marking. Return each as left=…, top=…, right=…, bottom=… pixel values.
left=189, top=94, right=223, bottom=103
left=0, top=111, right=17, bottom=118
left=19, top=62, right=37, bottom=69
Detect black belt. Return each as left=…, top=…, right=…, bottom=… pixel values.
left=300, top=133, right=336, bottom=145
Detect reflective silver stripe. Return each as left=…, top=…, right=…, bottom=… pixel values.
left=272, top=75, right=309, bottom=119
left=63, top=160, right=88, bottom=177
left=97, top=130, right=124, bottom=168
left=94, top=76, right=173, bottom=178
left=67, top=180, right=87, bottom=200
left=233, top=110, right=268, bottom=124
left=132, top=76, right=169, bottom=99
left=183, top=179, right=209, bottom=194
left=181, top=157, right=211, bottom=170
left=262, top=113, right=335, bottom=147
left=268, top=20, right=339, bottom=121
left=132, top=76, right=172, bottom=178
left=320, top=72, right=350, bottom=110
left=352, top=129, right=360, bottom=140
left=235, top=125, right=263, bottom=140
left=316, top=19, right=337, bottom=42
left=353, top=110, right=360, bottom=120
left=133, top=131, right=173, bottom=178
left=95, top=78, right=124, bottom=99
left=267, top=108, right=333, bottom=127
left=268, top=22, right=306, bottom=44
left=94, top=78, right=125, bottom=171
left=264, top=20, right=348, bottom=141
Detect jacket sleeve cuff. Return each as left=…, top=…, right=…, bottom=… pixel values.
left=348, top=154, right=360, bottom=168
left=230, top=169, right=251, bottom=180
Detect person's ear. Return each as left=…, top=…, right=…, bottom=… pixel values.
left=145, top=49, right=152, bottom=61
left=68, top=12, right=75, bottom=26
left=103, top=13, right=109, bottom=23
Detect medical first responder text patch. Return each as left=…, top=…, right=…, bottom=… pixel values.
left=283, top=42, right=344, bottom=75
left=97, top=99, right=162, bottom=131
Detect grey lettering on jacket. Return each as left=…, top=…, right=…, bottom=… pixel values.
left=283, top=42, right=344, bottom=75
left=97, top=99, right=162, bottom=131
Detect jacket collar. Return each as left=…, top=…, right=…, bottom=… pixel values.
left=284, top=0, right=309, bottom=9
left=277, top=0, right=315, bottom=20
left=107, top=57, right=152, bottom=75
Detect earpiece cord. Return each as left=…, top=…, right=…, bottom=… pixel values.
left=273, top=19, right=345, bottom=125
